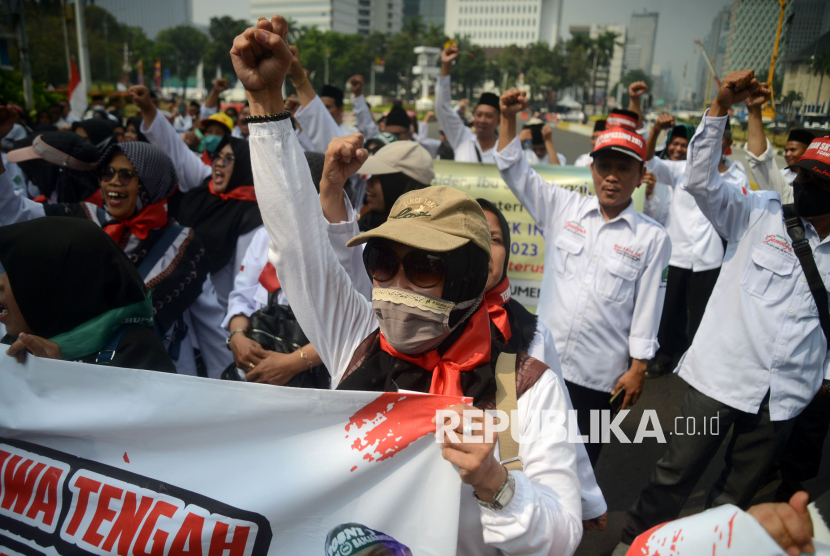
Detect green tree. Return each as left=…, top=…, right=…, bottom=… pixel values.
left=204, top=16, right=251, bottom=80
left=155, top=25, right=209, bottom=93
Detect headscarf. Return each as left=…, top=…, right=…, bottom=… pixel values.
left=72, top=119, right=119, bottom=152
left=124, top=117, right=149, bottom=143
left=0, top=218, right=153, bottom=359
left=169, top=136, right=262, bottom=273
left=13, top=132, right=100, bottom=203
left=357, top=172, right=425, bottom=232
left=477, top=199, right=538, bottom=353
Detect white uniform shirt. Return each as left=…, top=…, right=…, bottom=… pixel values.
left=294, top=95, right=351, bottom=153
left=435, top=75, right=496, bottom=163
left=745, top=139, right=795, bottom=204
left=647, top=156, right=749, bottom=272
left=250, top=118, right=583, bottom=556
left=496, top=136, right=672, bottom=392
left=574, top=153, right=593, bottom=167
left=416, top=121, right=442, bottom=159
left=524, top=149, right=568, bottom=166
left=173, top=114, right=193, bottom=134
left=676, top=113, right=830, bottom=421
left=350, top=95, right=379, bottom=139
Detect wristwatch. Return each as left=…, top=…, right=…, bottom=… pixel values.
left=474, top=469, right=515, bottom=510
left=226, top=329, right=246, bottom=348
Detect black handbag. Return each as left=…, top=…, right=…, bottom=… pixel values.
left=221, top=293, right=330, bottom=388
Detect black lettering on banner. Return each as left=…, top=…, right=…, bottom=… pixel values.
left=0, top=438, right=271, bottom=556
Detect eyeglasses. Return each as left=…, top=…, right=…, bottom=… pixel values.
left=98, top=166, right=137, bottom=187
left=363, top=243, right=446, bottom=288
left=213, top=154, right=235, bottom=166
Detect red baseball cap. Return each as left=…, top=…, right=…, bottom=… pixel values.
left=591, top=127, right=646, bottom=162
left=605, top=109, right=639, bottom=132
left=788, top=136, right=830, bottom=181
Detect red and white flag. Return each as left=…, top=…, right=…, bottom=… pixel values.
left=69, top=58, right=87, bottom=119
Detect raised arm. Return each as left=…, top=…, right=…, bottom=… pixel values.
left=232, top=17, right=376, bottom=383
left=417, top=113, right=442, bottom=158
left=628, top=81, right=648, bottom=129
left=686, top=70, right=768, bottom=243
left=435, top=45, right=473, bottom=151
left=131, top=86, right=211, bottom=192
left=541, top=124, right=561, bottom=165
left=646, top=113, right=674, bottom=161
left=201, top=79, right=229, bottom=119
left=349, top=75, right=379, bottom=139
left=744, top=83, right=791, bottom=199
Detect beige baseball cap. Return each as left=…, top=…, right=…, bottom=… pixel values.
left=347, top=185, right=491, bottom=256
left=358, top=141, right=435, bottom=185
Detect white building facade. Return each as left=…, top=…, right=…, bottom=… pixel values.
left=443, top=0, right=565, bottom=47
left=250, top=0, right=360, bottom=34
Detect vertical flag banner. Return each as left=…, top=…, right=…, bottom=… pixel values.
left=68, top=59, right=88, bottom=120
left=153, top=59, right=161, bottom=90
left=0, top=357, right=463, bottom=556
left=137, top=59, right=144, bottom=86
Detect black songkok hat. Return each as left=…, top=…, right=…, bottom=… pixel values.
left=477, top=92, right=500, bottom=111
left=385, top=105, right=412, bottom=129
left=320, top=85, right=344, bottom=107
left=788, top=128, right=816, bottom=146
left=593, top=119, right=607, bottom=132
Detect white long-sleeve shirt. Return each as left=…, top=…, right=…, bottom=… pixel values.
left=293, top=95, right=350, bottom=153
left=745, top=139, right=795, bottom=204
left=416, top=122, right=443, bottom=159
left=325, top=200, right=606, bottom=521
left=524, top=149, right=568, bottom=166
left=350, top=95, right=379, bottom=140
left=141, top=112, right=211, bottom=193
left=250, top=118, right=583, bottom=556
left=496, top=136, right=671, bottom=393
left=573, top=153, right=592, bottom=168
left=435, top=75, right=496, bottom=163
left=646, top=156, right=748, bottom=272
left=677, top=112, right=830, bottom=420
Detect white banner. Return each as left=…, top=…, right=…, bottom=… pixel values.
left=0, top=357, right=465, bottom=556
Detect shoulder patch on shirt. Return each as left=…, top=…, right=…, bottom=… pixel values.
left=661, top=266, right=669, bottom=285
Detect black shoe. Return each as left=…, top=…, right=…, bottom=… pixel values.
left=645, top=366, right=668, bottom=379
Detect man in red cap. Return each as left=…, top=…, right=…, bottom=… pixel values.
left=495, top=87, right=672, bottom=465
left=616, top=70, right=830, bottom=554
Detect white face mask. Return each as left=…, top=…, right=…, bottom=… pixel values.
left=371, top=287, right=480, bottom=354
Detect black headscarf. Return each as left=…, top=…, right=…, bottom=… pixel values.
left=0, top=218, right=147, bottom=339
left=357, top=172, right=427, bottom=232
left=72, top=119, right=120, bottom=152
left=477, top=199, right=538, bottom=354
left=125, top=117, right=149, bottom=143
left=14, top=132, right=100, bottom=203
left=169, top=135, right=262, bottom=273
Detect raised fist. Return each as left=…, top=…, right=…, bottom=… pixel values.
left=518, top=128, right=532, bottom=142
left=654, top=113, right=675, bottom=131
left=458, top=98, right=468, bottom=109
left=499, top=88, right=528, bottom=118
left=643, top=171, right=656, bottom=197
left=230, top=16, right=293, bottom=100
left=541, top=123, right=552, bottom=141
left=349, top=75, right=364, bottom=97
left=423, top=110, right=435, bottom=123
left=442, top=45, right=459, bottom=65
left=182, top=130, right=200, bottom=148
left=128, top=85, right=154, bottom=113
left=745, top=81, right=771, bottom=111
left=715, top=70, right=758, bottom=110
left=321, top=134, right=369, bottom=193
left=213, top=78, right=230, bottom=93
left=629, top=81, right=648, bottom=98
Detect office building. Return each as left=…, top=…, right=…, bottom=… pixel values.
left=404, top=0, right=447, bottom=29
left=696, top=7, right=731, bottom=106
left=723, top=0, right=794, bottom=73
left=623, top=10, right=658, bottom=74
left=443, top=0, right=565, bottom=48
left=359, top=0, right=404, bottom=35
left=250, top=0, right=359, bottom=34
left=787, top=0, right=830, bottom=56
left=569, top=24, right=626, bottom=96
left=90, top=0, right=192, bottom=38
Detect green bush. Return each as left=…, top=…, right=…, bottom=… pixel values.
left=0, top=69, right=65, bottom=115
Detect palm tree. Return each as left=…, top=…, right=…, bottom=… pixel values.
left=812, top=51, right=830, bottom=107
left=587, top=31, right=619, bottom=111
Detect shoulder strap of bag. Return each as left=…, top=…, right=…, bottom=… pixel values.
left=494, top=352, right=522, bottom=471
left=136, top=223, right=185, bottom=280
left=782, top=204, right=830, bottom=348
left=94, top=324, right=136, bottom=364
left=474, top=143, right=483, bottom=163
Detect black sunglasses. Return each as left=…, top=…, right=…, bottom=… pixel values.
left=363, top=243, right=446, bottom=289
left=98, top=166, right=137, bottom=187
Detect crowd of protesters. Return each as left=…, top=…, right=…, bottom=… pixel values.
left=1, top=12, right=829, bottom=556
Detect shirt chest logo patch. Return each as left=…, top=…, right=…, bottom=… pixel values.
left=614, top=244, right=644, bottom=263
left=762, top=234, right=794, bottom=255
left=563, top=220, right=587, bottom=239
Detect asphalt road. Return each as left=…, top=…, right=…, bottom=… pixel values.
left=423, top=121, right=830, bottom=554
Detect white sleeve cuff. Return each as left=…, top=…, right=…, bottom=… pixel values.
left=249, top=118, right=294, bottom=137
left=629, top=336, right=659, bottom=361
left=327, top=197, right=357, bottom=234
left=494, top=136, right=524, bottom=170
left=744, top=138, right=774, bottom=163
left=479, top=470, right=532, bottom=525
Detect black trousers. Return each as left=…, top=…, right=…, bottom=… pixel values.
left=656, top=266, right=721, bottom=360
left=775, top=389, right=830, bottom=502
left=565, top=379, right=612, bottom=466
left=621, top=386, right=795, bottom=544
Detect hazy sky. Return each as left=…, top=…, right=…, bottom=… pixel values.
left=192, top=0, right=733, bottom=93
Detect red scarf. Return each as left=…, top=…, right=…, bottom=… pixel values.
left=484, top=277, right=512, bottom=342
left=33, top=189, right=103, bottom=207
left=103, top=199, right=169, bottom=244
left=208, top=180, right=257, bottom=202
left=201, top=149, right=212, bottom=167
left=379, top=305, right=492, bottom=397
left=258, top=262, right=281, bottom=293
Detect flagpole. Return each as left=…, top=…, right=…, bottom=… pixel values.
left=74, top=0, right=92, bottom=92
left=61, top=0, right=72, bottom=83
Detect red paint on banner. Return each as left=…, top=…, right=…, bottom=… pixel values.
left=345, top=392, right=468, bottom=472
left=727, top=511, right=737, bottom=548
left=123, top=452, right=130, bottom=464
